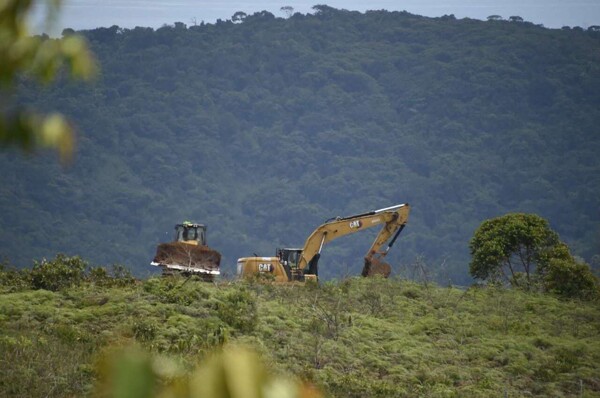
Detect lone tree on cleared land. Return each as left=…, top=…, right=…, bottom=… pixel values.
left=469, top=213, right=599, bottom=299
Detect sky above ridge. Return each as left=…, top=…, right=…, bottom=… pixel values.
left=31, top=0, right=600, bottom=34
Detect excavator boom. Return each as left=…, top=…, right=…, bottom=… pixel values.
left=299, top=203, right=410, bottom=277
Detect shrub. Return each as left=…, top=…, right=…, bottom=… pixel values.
left=133, top=320, right=157, bottom=342
left=89, top=264, right=136, bottom=287
left=217, top=289, right=257, bottom=333
left=143, top=276, right=210, bottom=305
left=30, top=254, right=87, bottom=291
left=359, top=290, right=384, bottom=316
left=402, top=286, right=422, bottom=299
left=544, top=258, right=599, bottom=301
left=88, top=266, right=111, bottom=286
left=0, top=263, right=30, bottom=292
left=110, top=264, right=136, bottom=286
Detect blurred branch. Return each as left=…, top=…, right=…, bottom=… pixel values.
left=0, top=0, right=97, bottom=164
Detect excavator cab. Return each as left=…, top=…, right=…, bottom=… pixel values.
left=175, top=222, right=206, bottom=245
left=277, top=248, right=302, bottom=269
left=277, top=248, right=317, bottom=282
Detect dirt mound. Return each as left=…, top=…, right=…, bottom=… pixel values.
left=361, top=257, right=392, bottom=278
left=153, top=242, right=221, bottom=272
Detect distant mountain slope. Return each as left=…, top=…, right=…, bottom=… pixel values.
left=1, top=8, right=599, bottom=283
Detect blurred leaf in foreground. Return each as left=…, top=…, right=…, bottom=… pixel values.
left=0, top=0, right=97, bottom=163
left=96, top=345, right=322, bottom=398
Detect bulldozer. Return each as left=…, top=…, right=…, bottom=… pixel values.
left=237, top=203, right=410, bottom=282
left=151, top=221, right=221, bottom=279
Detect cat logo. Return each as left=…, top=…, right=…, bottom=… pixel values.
left=258, top=263, right=273, bottom=273
left=349, top=220, right=362, bottom=229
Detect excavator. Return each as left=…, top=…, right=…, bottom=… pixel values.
left=151, top=221, right=221, bottom=279
left=237, top=203, right=410, bottom=282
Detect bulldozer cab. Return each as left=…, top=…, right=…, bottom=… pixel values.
left=175, top=223, right=206, bottom=245
left=277, top=248, right=303, bottom=269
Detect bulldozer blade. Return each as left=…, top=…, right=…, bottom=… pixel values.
left=152, top=242, right=221, bottom=275
left=362, top=257, right=391, bottom=278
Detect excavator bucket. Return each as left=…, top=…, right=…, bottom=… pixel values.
left=362, top=257, right=392, bottom=278
left=152, top=242, right=221, bottom=279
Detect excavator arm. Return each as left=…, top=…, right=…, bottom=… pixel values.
left=361, top=205, right=409, bottom=277
left=298, top=203, right=410, bottom=277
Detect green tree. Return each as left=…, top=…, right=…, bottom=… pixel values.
left=0, top=0, right=96, bottom=162
left=280, top=6, right=294, bottom=18
left=231, top=11, right=247, bottom=23
left=469, top=213, right=571, bottom=288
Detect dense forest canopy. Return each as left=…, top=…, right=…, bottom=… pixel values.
left=1, top=7, right=599, bottom=283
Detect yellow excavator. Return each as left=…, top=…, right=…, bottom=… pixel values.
left=151, top=221, right=221, bottom=279
left=237, top=203, right=410, bottom=282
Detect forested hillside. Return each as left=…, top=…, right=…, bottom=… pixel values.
left=1, top=7, right=599, bottom=283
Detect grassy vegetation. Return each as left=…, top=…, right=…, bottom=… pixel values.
left=1, top=270, right=599, bottom=397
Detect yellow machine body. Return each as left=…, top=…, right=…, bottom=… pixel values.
left=151, top=222, right=221, bottom=278
left=237, top=203, right=410, bottom=282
